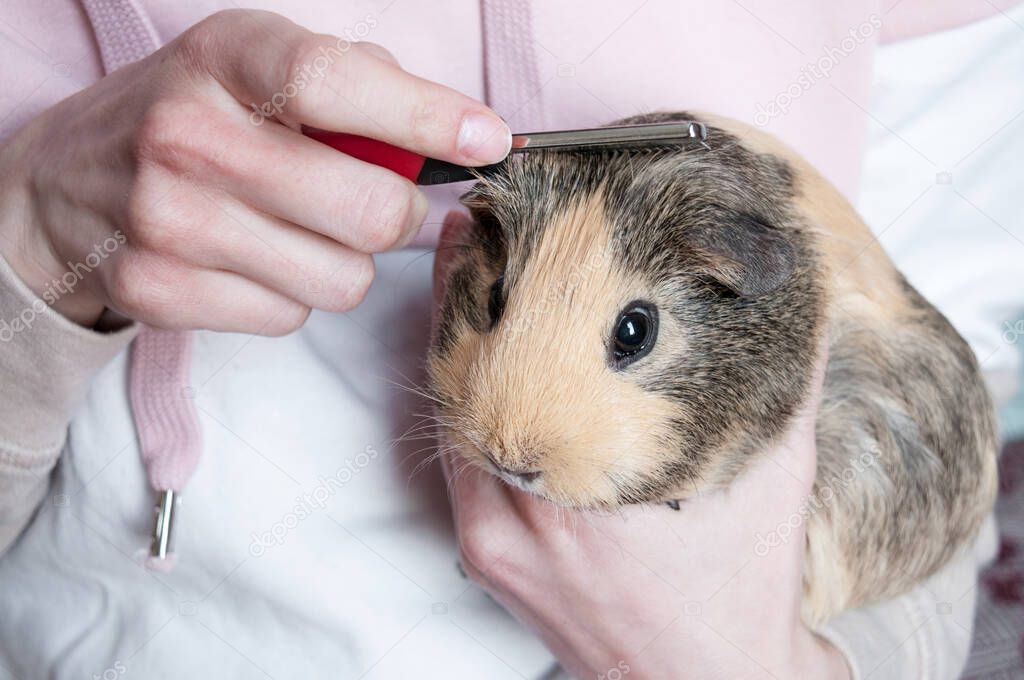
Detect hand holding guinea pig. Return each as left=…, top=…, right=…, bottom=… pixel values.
left=433, top=212, right=851, bottom=679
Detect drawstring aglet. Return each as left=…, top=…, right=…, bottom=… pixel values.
left=150, top=489, right=178, bottom=560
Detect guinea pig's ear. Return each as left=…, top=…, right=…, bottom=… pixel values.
left=688, top=212, right=796, bottom=297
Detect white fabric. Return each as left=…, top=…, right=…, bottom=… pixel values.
left=0, top=250, right=559, bottom=679
left=1, top=7, right=1022, bottom=680
left=857, top=8, right=1023, bottom=408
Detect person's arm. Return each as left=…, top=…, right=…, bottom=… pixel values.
left=0, top=0, right=137, bottom=555
left=0, top=8, right=511, bottom=555
left=820, top=515, right=997, bottom=679
left=0, top=257, right=137, bottom=554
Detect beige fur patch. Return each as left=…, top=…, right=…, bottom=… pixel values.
left=432, top=194, right=681, bottom=507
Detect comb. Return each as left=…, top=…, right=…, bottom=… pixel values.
left=303, top=121, right=709, bottom=186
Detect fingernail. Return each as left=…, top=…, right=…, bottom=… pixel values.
left=457, top=112, right=512, bottom=164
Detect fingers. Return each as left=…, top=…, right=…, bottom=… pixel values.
left=103, top=251, right=310, bottom=336
left=439, top=446, right=512, bottom=518
left=220, top=120, right=428, bottom=252
left=809, top=335, right=831, bottom=396
left=356, top=42, right=399, bottom=66
left=153, top=192, right=376, bottom=312
left=125, top=158, right=380, bottom=312
left=131, top=84, right=429, bottom=255
left=437, top=441, right=519, bottom=541
left=439, top=447, right=528, bottom=585
left=187, top=10, right=510, bottom=165
left=791, top=337, right=831, bottom=434
left=217, top=214, right=375, bottom=313
left=762, top=337, right=830, bottom=484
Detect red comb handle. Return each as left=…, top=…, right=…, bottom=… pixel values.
left=302, top=128, right=426, bottom=183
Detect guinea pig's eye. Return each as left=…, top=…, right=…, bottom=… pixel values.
left=487, top=275, right=506, bottom=327
left=610, top=302, right=658, bottom=367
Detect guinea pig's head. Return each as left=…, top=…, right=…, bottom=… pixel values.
left=427, top=113, right=825, bottom=509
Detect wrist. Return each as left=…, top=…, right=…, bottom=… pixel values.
left=0, top=135, right=107, bottom=327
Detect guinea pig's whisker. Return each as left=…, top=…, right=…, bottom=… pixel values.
left=388, top=420, right=443, bottom=442
left=432, top=242, right=487, bottom=257
left=392, top=241, right=489, bottom=292
left=390, top=421, right=447, bottom=443
left=409, top=444, right=460, bottom=479
left=398, top=442, right=448, bottom=468
left=409, top=455, right=440, bottom=480
left=383, top=377, right=446, bottom=405
left=391, top=438, right=444, bottom=458
left=445, top=459, right=479, bottom=497
left=390, top=425, right=443, bottom=441
left=387, top=420, right=448, bottom=451
left=393, top=421, right=460, bottom=455
left=409, top=411, right=455, bottom=425
left=399, top=419, right=452, bottom=439
left=396, top=242, right=489, bottom=283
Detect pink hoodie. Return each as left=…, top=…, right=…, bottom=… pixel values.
left=0, top=1, right=1016, bottom=678
left=2, top=0, right=1013, bottom=210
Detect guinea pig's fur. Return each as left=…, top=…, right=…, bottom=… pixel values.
left=426, top=111, right=998, bottom=625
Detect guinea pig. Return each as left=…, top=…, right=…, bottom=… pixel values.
left=425, top=111, right=998, bottom=625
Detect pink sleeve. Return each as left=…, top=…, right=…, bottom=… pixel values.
left=881, top=0, right=1024, bottom=43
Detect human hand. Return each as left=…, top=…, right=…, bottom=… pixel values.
left=0, top=10, right=509, bottom=331
left=431, top=213, right=850, bottom=680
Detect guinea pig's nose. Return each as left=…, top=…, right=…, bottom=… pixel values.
left=481, top=448, right=542, bottom=483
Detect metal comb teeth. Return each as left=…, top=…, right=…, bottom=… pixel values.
left=509, top=121, right=710, bottom=153
left=417, top=121, right=711, bottom=184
